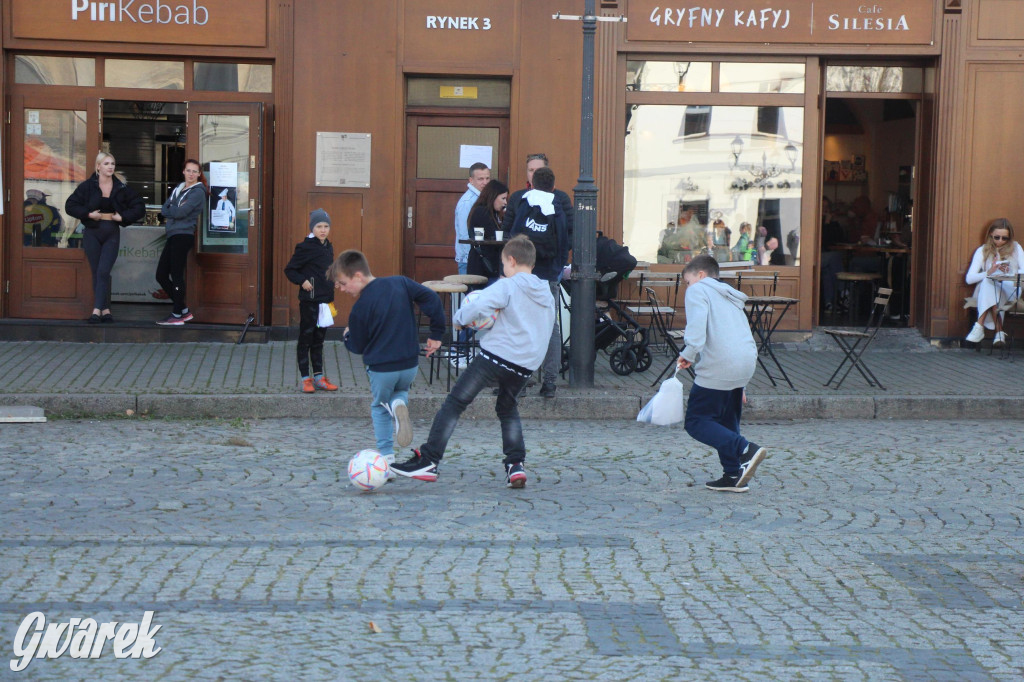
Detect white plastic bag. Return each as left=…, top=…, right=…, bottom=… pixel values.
left=637, top=372, right=684, bottom=426
left=317, top=302, right=334, bottom=328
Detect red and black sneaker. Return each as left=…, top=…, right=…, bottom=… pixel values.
left=505, top=462, right=527, bottom=489
left=390, top=449, right=439, bottom=482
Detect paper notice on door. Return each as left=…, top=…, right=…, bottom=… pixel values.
left=459, top=145, right=492, bottom=169
left=209, top=162, right=238, bottom=188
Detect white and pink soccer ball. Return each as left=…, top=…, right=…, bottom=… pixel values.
left=460, top=290, right=498, bottom=331
left=347, top=449, right=390, bottom=491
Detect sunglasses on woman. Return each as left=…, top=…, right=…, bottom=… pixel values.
left=991, top=235, right=1009, bottom=241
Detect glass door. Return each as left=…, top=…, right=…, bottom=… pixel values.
left=185, top=102, right=263, bottom=324
left=6, top=94, right=99, bottom=319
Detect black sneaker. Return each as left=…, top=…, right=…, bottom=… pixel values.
left=390, top=449, right=439, bottom=482
left=737, top=443, right=766, bottom=487
left=705, top=474, right=749, bottom=493
left=539, top=382, right=556, bottom=398
left=505, top=462, right=527, bottom=488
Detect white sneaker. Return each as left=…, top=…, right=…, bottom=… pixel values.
left=390, top=398, right=412, bottom=448
left=993, top=331, right=1008, bottom=348
left=965, top=322, right=985, bottom=343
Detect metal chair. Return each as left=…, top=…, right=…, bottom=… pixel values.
left=822, top=287, right=892, bottom=389
left=645, top=287, right=695, bottom=387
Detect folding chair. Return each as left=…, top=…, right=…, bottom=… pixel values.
left=628, top=273, right=681, bottom=353
left=822, top=287, right=892, bottom=389
left=645, top=287, right=695, bottom=386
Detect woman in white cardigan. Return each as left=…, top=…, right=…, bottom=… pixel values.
left=965, top=218, right=1024, bottom=347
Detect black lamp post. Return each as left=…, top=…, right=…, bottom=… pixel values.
left=555, top=1, right=625, bottom=387
left=569, top=0, right=598, bottom=387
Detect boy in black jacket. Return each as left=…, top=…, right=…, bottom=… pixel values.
left=284, top=209, right=338, bottom=393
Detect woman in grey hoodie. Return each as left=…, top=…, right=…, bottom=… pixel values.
left=156, top=159, right=207, bottom=325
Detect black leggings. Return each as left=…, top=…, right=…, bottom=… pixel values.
left=156, top=234, right=195, bottom=315
left=83, top=222, right=120, bottom=310
left=297, top=300, right=327, bottom=377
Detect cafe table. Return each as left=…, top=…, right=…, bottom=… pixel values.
left=834, top=242, right=912, bottom=320
left=744, top=295, right=799, bottom=389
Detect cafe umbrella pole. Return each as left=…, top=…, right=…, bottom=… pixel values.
left=555, top=2, right=625, bottom=388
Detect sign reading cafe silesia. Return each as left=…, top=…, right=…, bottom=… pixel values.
left=11, top=0, right=267, bottom=46
left=626, top=0, right=937, bottom=45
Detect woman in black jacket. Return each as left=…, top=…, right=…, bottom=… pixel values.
left=65, top=152, right=145, bottom=323
left=466, top=179, right=509, bottom=283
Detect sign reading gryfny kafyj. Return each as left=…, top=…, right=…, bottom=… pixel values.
left=626, top=1, right=938, bottom=46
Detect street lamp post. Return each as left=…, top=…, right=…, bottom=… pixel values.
left=554, top=0, right=625, bottom=387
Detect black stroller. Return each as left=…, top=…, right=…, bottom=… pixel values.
left=560, top=234, right=652, bottom=376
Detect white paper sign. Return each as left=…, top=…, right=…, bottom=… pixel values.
left=459, top=145, right=493, bottom=169
left=209, top=162, right=238, bottom=188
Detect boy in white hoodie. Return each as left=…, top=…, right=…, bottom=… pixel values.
left=391, top=236, right=555, bottom=488
left=676, top=255, right=767, bottom=492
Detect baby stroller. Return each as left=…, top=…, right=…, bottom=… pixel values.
left=560, top=234, right=652, bottom=376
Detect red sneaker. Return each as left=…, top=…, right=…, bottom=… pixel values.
left=313, top=375, right=338, bottom=391
left=301, top=377, right=315, bottom=393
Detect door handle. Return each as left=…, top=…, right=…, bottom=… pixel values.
left=406, top=206, right=413, bottom=230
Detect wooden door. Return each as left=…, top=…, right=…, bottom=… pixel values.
left=6, top=94, right=99, bottom=319
left=186, top=102, right=263, bottom=324
left=403, top=115, right=508, bottom=282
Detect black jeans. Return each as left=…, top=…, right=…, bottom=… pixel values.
left=296, top=299, right=326, bottom=377
left=419, top=351, right=531, bottom=465
left=155, top=234, right=195, bottom=315
left=83, top=221, right=119, bottom=310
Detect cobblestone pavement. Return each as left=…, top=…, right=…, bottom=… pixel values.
left=1, top=418, right=1021, bottom=680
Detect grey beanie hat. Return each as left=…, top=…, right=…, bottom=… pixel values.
left=309, top=208, right=331, bottom=231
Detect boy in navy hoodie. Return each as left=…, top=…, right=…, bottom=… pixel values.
left=391, top=236, right=555, bottom=488
left=284, top=209, right=338, bottom=393
left=329, top=250, right=446, bottom=459
left=676, top=255, right=767, bottom=493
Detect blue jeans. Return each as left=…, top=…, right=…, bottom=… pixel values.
left=457, top=262, right=467, bottom=275
left=419, top=352, right=531, bottom=465
left=366, top=366, right=418, bottom=454
left=684, top=384, right=748, bottom=477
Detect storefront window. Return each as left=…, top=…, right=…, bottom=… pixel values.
left=194, top=63, right=272, bottom=93
left=826, top=66, right=924, bottom=93
left=105, top=60, right=184, bottom=89
left=23, top=109, right=88, bottom=248
left=198, top=114, right=250, bottom=255
left=624, top=105, right=803, bottom=267
left=626, top=61, right=712, bottom=92
left=720, top=63, right=805, bottom=93
left=15, top=56, right=95, bottom=86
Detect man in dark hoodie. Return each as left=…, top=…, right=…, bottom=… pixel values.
left=676, top=255, right=767, bottom=493
left=284, top=209, right=338, bottom=393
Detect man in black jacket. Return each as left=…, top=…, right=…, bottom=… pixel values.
left=502, top=153, right=575, bottom=247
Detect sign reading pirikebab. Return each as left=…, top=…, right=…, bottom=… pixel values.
left=71, top=0, right=210, bottom=24
left=10, top=611, right=162, bottom=672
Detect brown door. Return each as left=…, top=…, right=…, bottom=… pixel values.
left=186, top=102, right=263, bottom=324
left=403, top=115, right=508, bottom=282
left=6, top=94, right=100, bottom=319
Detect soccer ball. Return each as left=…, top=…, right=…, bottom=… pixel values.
left=347, top=449, right=390, bottom=491
left=460, top=290, right=498, bottom=330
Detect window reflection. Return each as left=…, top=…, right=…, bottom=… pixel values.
left=105, top=60, right=184, bottom=89
left=626, top=61, right=712, bottom=92
left=15, top=56, right=95, bottom=86
left=720, top=63, right=805, bottom=93
left=194, top=63, right=272, bottom=93
left=199, top=115, right=250, bottom=255
left=23, top=110, right=88, bottom=248
left=625, top=105, right=803, bottom=267
left=826, top=66, right=923, bottom=93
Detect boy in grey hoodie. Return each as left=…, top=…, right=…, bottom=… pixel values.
left=676, top=255, right=767, bottom=492
left=391, top=236, right=555, bottom=488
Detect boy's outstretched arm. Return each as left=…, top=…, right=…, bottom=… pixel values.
left=407, top=280, right=447, bottom=354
